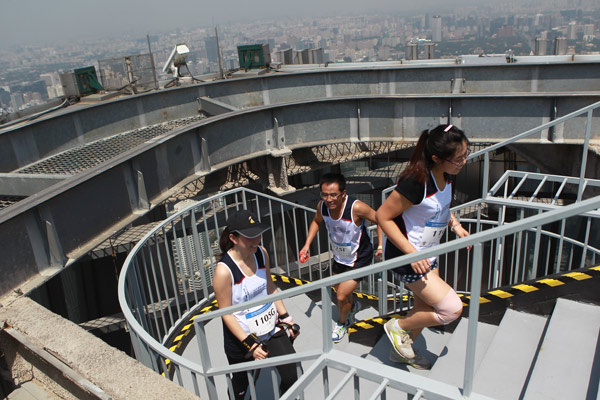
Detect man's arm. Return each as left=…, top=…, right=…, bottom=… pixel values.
left=299, top=201, right=324, bottom=262
left=353, top=200, right=383, bottom=258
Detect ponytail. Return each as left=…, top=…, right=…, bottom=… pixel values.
left=218, top=227, right=237, bottom=255
left=399, top=124, right=469, bottom=184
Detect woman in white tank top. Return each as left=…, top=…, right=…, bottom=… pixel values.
left=376, top=124, right=471, bottom=370
left=213, top=209, right=300, bottom=399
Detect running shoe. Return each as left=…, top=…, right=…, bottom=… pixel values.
left=346, top=299, right=361, bottom=326
left=332, top=322, right=347, bottom=343
left=383, top=318, right=415, bottom=359
left=389, top=348, right=432, bottom=370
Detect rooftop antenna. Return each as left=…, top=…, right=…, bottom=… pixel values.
left=147, top=34, right=158, bottom=90
left=215, top=26, right=226, bottom=79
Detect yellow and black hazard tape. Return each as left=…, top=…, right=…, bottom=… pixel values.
left=162, top=298, right=219, bottom=377
left=461, top=265, right=600, bottom=307
left=272, top=273, right=390, bottom=306
left=348, top=265, right=600, bottom=346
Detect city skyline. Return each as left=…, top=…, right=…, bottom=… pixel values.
left=2, top=0, right=599, bottom=114
left=0, top=0, right=593, bottom=50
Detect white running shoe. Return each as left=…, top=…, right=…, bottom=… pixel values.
left=332, top=322, right=347, bottom=343
left=383, top=318, right=415, bottom=359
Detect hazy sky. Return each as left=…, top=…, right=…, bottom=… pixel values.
left=0, top=0, right=491, bottom=49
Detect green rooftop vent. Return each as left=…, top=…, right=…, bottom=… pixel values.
left=237, top=44, right=271, bottom=71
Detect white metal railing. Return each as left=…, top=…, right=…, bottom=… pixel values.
left=119, top=101, right=600, bottom=399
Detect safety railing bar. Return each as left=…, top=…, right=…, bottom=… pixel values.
left=191, top=372, right=201, bottom=397
left=271, top=368, right=279, bottom=400
left=325, top=368, right=357, bottom=400
left=533, top=219, right=542, bottom=279
left=482, top=152, right=490, bottom=199
left=140, top=248, right=162, bottom=338
left=578, top=109, right=594, bottom=202
left=544, top=235, right=552, bottom=277
left=280, top=354, right=329, bottom=400
left=325, top=350, right=464, bottom=398
left=195, top=205, right=211, bottom=299
left=146, top=243, right=169, bottom=338
left=413, top=389, right=425, bottom=400
left=204, top=348, right=323, bottom=376
left=322, top=365, right=330, bottom=398
left=552, top=178, right=569, bottom=205
left=483, top=196, right=600, bottom=217
left=266, top=198, right=280, bottom=271
left=368, top=379, right=389, bottom=400
left=463, top=242, right=483, bottom=397
left=281, top=202, right=291, bottom=276
left=248, top=369, right=258, bottom=400
left=181, top=212, right=200, bottom=306
left=555, top=220, right=565, bottom=274
left=581, top=216, right=592, bottom=269
left=155, top=229, right=175, bottom=328
left=162, top=225, right=182, bottom=322
left=171, top=219, right=191, bottom=315
left=530, top=175, right=549, bottom=202
left=495, top=170, right=600, bottom=187
left=508, top=174, right=529, bottom=200
left=226, top=374, right=235, bottom=399
left=292, top=208, right=301, bottom=278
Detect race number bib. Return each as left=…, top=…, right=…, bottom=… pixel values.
left=245, top=302, right=277, bottom=336
left=420, top=221, right=447, bottom=248
left=330, top=239, right=352, bottom=259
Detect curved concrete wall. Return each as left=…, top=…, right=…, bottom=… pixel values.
left=2, top=61, right=600, bottom=172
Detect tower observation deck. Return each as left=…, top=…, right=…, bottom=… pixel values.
left=1, top=56, right=600, bottom=399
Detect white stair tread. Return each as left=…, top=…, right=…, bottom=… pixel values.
left=523, top=298, right=600, bottom=400
left=428, top=317, right=498, bottom=387
left=473, top=309, right=547, bottom=399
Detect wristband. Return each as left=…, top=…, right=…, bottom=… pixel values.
left=278, top=312, right=289, bottom=321
left=241, top=333, right=260, bottom=352
left=377, top=245, right=383, bottom=250
left=450, top=223, right=462, bottom=233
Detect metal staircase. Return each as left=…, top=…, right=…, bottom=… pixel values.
left=118, top=101, right=600, bottom=399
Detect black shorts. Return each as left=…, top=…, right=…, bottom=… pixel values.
left=392, top=260, right=438, bottom=284
left=384, top=243, right=439, bottom=283
left=331, top=260, right=370, bottom=282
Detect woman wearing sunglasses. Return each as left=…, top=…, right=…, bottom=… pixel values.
left=376, top=124, right=471, bottom=369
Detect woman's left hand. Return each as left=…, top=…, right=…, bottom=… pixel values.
left=454, top=225, right=472, bottom=250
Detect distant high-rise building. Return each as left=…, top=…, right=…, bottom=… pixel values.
left=535, top=38, right=548, bottom=55
left=308, top=48, right=324, bottom=64
left=567, top=21, right=577, bottom=40
left=432, top=16, right=442, bottom=42
left=583, top=24, right=595, bottom=41
left=204, top=36, right=219, bottom=64
left=554, top=37, right=567, bottom=55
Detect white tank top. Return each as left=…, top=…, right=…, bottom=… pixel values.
left=402, top=173, right=452, bottom=262
left=322, top=196, right=371, bottom=266
left=221, top=247, right=278, bottom=340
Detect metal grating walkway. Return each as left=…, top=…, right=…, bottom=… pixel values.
left=14, top=115, right=206, bottom=175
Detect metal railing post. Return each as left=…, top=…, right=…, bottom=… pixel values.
left=463, top=242, right=483, bottom=398
left=578, top=110, right=593, bottom=202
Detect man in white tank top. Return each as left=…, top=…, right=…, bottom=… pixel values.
left=299, top=173, right=382, bottom=343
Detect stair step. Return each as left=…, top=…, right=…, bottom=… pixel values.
left=473, top=309, right=547, bottom=399
left=428, top=317, right=498, bottom=387
left=523, top=298, right=600, bottom=400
